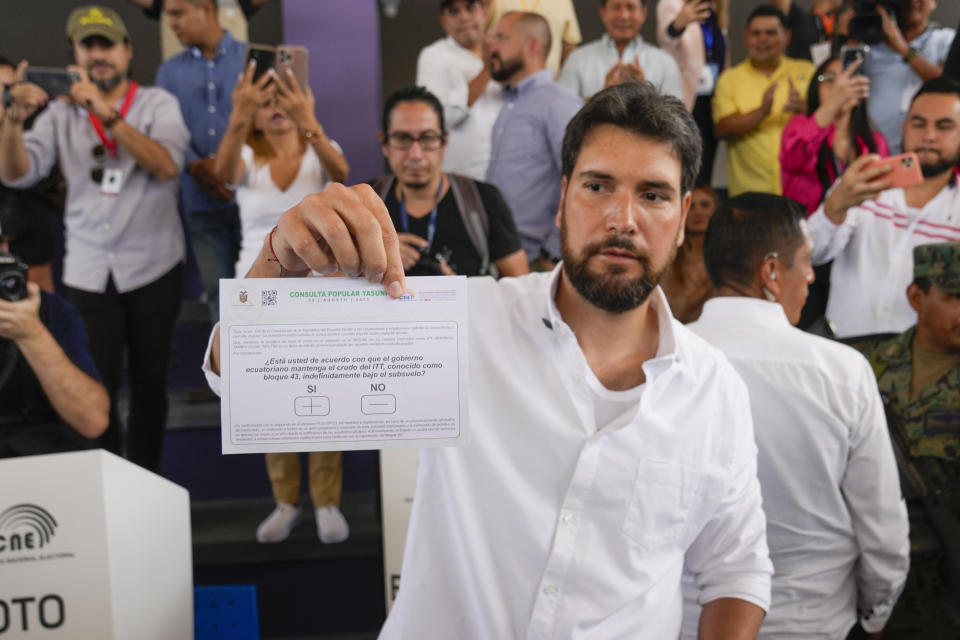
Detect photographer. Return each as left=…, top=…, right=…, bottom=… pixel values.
left=373, top=86, right=528, bottom=278
left=0, top=247, right=108, bottom=458
left=838, top=0, right=955, bottom=153
left=0, top=6, right=189, bottom=473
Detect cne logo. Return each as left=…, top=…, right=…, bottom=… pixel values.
left=239, top=290, right=249, bottom=304
left=0, top=504, right=58, bottom=553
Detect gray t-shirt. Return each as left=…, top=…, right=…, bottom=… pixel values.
left=2, top=85, right=189, bottom=293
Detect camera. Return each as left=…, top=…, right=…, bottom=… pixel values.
left=848, top=0, right=908, bottom=45
left=0, top=251, right=28, bottom=302
left=414, top=245, right=456, bottom=275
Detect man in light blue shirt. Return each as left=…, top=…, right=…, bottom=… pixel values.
left=559, top=0, right=683, bottom=101
left=156, top=0, right=247, bottom=323
left=859, top=0, right=954, bottom=153
left=485, top=11, right=583, bottom=262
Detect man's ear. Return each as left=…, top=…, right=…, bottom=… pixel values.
left=760, top=256, right=780, bottom=297
left=378, top=132, right=389, bottom=158
left=906, top=282, right=924, bottom=314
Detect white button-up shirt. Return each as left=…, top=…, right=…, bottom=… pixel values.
left=559, top=34, right=684, bottom=101
left=809, top=182, right=960, bottom=338
left=203, top=269, right=772, bottom=638
left=687, top=298, right=910, bottom=639
left=416, top=36, right=504, bottom=181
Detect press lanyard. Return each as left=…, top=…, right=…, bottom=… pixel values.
left=88, top=80, right=139, bottom=159
left=398, top=179, right=445, bottom=248
left=701, top=14, right=716, bottom=59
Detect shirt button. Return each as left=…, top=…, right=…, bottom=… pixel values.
left=103, top=223, right=110, bottom=230
left=207, top=82, right=216, bottom=90
left=543, top=585, right=558, bottom=596
left=561, top=513, right=574, bottom=525
left=207, top=60, right=215, bottom=68
left=208, top=128, right=216, bottom=136
left=572, top=372, right=582, bottom=384
left=208, top=105, right=216, bottom=113
left=107, top=252, right=115, bottom=259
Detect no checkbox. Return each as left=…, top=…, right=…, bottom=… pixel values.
left=362, top=394, right=397, bottom=415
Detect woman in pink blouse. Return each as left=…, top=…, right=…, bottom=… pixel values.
left=780, top=56, right=887, bottom=214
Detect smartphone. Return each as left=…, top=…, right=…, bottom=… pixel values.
left=246, top=44, right=276, bottom=83
left=840, top=44, right=869, bottom=77
left=276, top=45, right=308, bottom=89
left=867, top=152, right=923, bottom=190
left=24, top=67, right=81, bottom=97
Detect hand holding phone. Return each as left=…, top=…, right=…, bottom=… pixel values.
left=865, top=152, right=923, bottom=190
left=24, top=67, right=80, bottom=98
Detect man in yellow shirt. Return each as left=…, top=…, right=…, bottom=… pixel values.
left=713, top=5, right=814, bottom=196
left=485, top=0, right=581, bottom=76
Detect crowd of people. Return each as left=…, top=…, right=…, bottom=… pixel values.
left=1, top=0, right=959, bottom=638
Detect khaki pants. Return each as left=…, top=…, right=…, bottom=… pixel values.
left=265, top=452, right=342, bottom=507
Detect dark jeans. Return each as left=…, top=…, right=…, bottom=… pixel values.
left=189, top=206, right=241, bottom=324
left=64, top=264, right=184, bottom=473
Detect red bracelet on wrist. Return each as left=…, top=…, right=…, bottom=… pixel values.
left=267, top=225, right=280, bottom=263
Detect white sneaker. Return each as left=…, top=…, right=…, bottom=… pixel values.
left=255, top=503, right=302, bottom=543
left=315, top=505, right=350, bottom=544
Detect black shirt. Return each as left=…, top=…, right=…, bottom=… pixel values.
left=380, top=178, right=523, bottom=277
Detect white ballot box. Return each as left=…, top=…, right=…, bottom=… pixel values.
left=0, top=450, right=192, bottom=639
left=219, top=276, right=469, bottom=454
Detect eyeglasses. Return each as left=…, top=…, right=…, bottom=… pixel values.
left=817, top=73, right=837, bottom=84
left=90, top=144, right=106, bottom=183
left=386, top=131, right=444, bottom=151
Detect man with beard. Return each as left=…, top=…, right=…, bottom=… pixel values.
left=0, top=6, right=190, bottom=472
left=485, top=11, right=583, bottom=266
left=809, top=77, right=960, bottom=338
left=203, top=81, right=774, bottom=638
left=841, top=0, right=954, bottom=154
left=416, top=0, right=504, bottom=181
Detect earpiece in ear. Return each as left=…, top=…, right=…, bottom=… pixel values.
left=771, top=273, right=777, bottom=281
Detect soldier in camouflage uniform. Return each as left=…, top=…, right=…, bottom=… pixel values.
left=860, top=242, right=960, bottom=638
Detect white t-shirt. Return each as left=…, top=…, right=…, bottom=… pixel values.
left=234, top=142, right=340, bottom=277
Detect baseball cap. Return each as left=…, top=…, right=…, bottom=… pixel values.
left=66, top=6, right=130, bottom=44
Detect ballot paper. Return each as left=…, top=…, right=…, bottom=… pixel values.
left=218, top=276, right=469, bottom=454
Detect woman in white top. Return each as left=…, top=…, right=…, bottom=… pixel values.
left=214, top=61, right=351, bottom=545
left=215, top=61, right=349, bottom=276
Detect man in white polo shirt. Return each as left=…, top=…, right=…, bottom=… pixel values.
left=416, top=0, right=504, bottom=181
left=811, top=76, right=960, bottom=338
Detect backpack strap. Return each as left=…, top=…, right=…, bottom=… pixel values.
left=448, top=174, right=497, bottom=277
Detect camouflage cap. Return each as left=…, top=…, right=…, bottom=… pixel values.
left=66, top=6, right=129, bottom=44
left=913, top=242, right=960, bottom=294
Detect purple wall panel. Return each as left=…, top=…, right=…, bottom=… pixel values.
left=282, top=0, right=384, bottom=184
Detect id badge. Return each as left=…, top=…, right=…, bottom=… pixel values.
left=697, top=63, right=719, bottom=97
left=101, top=168, right=123, bottom=195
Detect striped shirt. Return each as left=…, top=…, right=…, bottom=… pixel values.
left=809, top=179, right=960, bottom=338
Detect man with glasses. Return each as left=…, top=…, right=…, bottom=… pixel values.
left=0, top=6, right=190, bottom=473
left=375, top=86, right=528, bottom=278
left=485, top=11, right=583, bottom=267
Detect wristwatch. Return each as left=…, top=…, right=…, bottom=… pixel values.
left=102, top=109, right=123, bottom=129
left=903, top=47, right=919, bottom=63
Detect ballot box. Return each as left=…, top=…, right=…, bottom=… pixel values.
left=0, top=450, right=192, bottom=639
